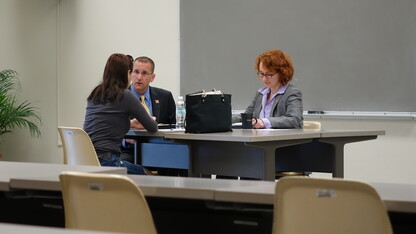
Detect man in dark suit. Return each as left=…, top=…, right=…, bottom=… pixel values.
left=121, top=56, right=187, bottom=176
left=128, top=56, right=176, bottom=124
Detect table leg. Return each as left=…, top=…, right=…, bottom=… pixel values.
left=133, top=141, right=139, bottom=165
left=318, top=136, right=378, bottom=178
left=246, top=139, right=313, bottom=181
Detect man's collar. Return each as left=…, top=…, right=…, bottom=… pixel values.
left=131, top=86, right=151, bottom=100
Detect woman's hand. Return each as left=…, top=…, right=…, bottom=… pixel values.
left=131, top=116, right=157, bottom=129
left=253, top=118, right=264, bottom=129
left=131, top=118, right=144, bottom=129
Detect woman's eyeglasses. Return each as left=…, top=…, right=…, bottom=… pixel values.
left=256, top=71, right=278, bottom=79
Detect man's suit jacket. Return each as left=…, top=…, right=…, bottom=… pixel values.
left=233, top=84, right=303, bottom=129
left=129, top=86, right=176, bottom=124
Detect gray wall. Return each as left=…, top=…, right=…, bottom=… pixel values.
left=0, top=0, right=180, bottom=163
left=181, top=0, right=416, bottom=112
left=0, top=0, right=60, bottom=162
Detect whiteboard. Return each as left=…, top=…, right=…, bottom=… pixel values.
left=180, top=0, right=416, bottom=112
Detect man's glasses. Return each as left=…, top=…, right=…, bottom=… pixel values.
left=256, top=71, right=278, bottom=79
left=132, top=70, right=152, bottom=76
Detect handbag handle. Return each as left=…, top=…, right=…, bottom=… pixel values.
left=188, top=89, right=225, bottom=103
left=202, top=89, right=225, bottom=103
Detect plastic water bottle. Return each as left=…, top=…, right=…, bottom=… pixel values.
left=176, top=96, right=186, bottom=129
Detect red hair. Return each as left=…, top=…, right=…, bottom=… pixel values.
left=254, top=49, right=294, bottom=86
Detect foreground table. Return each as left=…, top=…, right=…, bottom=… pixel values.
left=0, top=161, right=126, bottom=191
left=5, top=173, right=416, bottom=234
left=9, top=174, right=415, bottom=212
left=0, top=222, right=122, bottom=234
left=0, top=161, right=127, bottom=229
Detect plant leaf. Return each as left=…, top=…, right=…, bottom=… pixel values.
left=0, top=69, right=41, bottom=143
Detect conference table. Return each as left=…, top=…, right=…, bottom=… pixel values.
left=126, top=128, right=385, bottom=181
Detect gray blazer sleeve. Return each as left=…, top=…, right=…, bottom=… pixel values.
left=234, top=85, right=303, bottom=129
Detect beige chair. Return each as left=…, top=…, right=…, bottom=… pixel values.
left=57, top=126, right=100, bottom=166
left=59, top=171, right=157, bottom=234
left=303, top=120, right=322, bottom=130
left=273, top=177, right=393, bottom=234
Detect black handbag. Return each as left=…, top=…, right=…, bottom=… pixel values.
left=185, top=90, right=232, bottom=133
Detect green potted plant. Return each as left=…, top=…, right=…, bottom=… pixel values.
left=0, top=69, right=41, bottom=143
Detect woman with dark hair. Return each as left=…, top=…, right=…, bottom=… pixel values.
left=234, top=49, right=303, bottom=129
left=83, top=53, right=157, bottom=174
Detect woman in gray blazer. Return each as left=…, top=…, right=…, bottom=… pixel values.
left=234, top=49, right=303, bottom=129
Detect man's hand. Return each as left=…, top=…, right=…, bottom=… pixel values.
left=125, top=139, right=136, bottom=144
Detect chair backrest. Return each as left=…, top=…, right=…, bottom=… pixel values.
left=273, top=177, right=393, bottom=234
left=303, top=121, right=321, bottom=130
left=57, top=126, right=100, bottom=166
left=59, top=171, right=157, bottom=234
